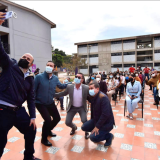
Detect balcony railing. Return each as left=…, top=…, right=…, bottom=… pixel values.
left=2, top=43, right=10, bottom=54
left=2, top=20, right=8, bottom=28
left=137, top=44, right=152, bottom=49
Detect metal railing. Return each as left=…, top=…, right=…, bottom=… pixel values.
left=2, top=43, right=10, bottom=54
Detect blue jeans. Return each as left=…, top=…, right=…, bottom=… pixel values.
left=145, top=73, right=149, bottom=80
left=59, top=97, right=64, bottom=108
left=81, top=119, right=112, bottom=143
left=153, top=87, right=159, bottom=103
left=0, top=106, right=36, bottom=159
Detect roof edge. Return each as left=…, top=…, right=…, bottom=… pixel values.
left=74, top=33, right=160, bottom=45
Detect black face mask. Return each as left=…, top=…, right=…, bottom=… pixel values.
left=18, top=59, right=29, bottom=69
left=129, top=78, right=133, bottom=82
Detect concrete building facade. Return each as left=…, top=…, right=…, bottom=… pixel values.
left=75, top=33, right=160, bottom=75
left=0, top=0, right=56, bottom=72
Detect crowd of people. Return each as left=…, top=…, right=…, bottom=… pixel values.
left=0, top=12, right=160, bottom=160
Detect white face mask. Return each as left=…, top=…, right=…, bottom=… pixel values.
left=136, top=74, right=138, bottom=77
left=96, top=78, right=101, bottom=82
left=152, top=74, right=155, bottom=77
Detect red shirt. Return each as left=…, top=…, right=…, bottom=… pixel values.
left=143, top=68, right=150, bottom=74
left=129, top=67, right=135, bottom=73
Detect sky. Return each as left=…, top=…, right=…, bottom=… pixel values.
left=12, top=1, right=160, bottom=55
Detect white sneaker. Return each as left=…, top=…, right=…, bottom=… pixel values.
left=136, top=105, right=138, bottom=109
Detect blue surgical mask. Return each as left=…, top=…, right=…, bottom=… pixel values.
left=91, top=77, right=95, bottom=80
left=89, top=89, right=96, bottom=96
left=110, top=76, right=113, bottom=78
left=74, top=78, right=81, bottom=84
left=64, top=79, right=68, bottom=83
left=45, top=66, right=53, bottom=73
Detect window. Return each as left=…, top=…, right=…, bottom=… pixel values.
left=111, top=64, right=122, bottom=68
left=123, top=52, right=135, bottom=55
left=78, top=45, right=87, bottom=48
left=111, top=41, right=122, bottom=44
left=111, top=52, right=122, bottom=56
left=123, top=39, right=135, bottom=43
left=154, top=37, right=160, bottom=40
left=88, top=43, right=98, bottom=46
left=80, top=55, right=87, bottom=58
left=80, top=66, right=88, bottom=69
left=89, top=54, right=98, bottom=58
left=154, top=50, right=160, bottom=53
left=124, top=64, right=135, bottom=67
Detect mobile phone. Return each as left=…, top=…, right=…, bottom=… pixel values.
left=1, top=11, right=17, bottom=20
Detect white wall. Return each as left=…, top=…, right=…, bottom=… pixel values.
left=155, top=53, right=160, bottom=60
left=89, top=57, right=98, bottom=64
left=92, top=68, right=99, bottom=73
left=79, top=69, right=88, bottom=74
left=78, top=47, right=87, bottom=54
left=111, top=68, right=122, bottom=72
left=111, top=56, right=122, bottom=63
left=123, top=67, right=130, bottom=71
left=111, top=43, right=122, bottom=52
left=123, top=42, right=135, bottom=50
left=123, top=55, right=135, bottom=62
left=154, top=40, right=160, bottom=48
left=154, top=66, right=160, bottom=70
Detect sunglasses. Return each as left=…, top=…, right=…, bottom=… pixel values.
left=75, top=76, right=81, bottom=79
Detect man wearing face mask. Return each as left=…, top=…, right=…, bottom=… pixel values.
left=96, top=75, right=107, bottom=95
left=81, top=82, right=115, bottom=147
left=0, top=16, right=40, bottom=160
left=146, top=70, right=160, bottom=105
left=54, top=73, right=90, bottom=139
left=34, top=61, right=68, bottom=146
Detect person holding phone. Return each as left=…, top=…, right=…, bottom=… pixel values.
left=126, top=74, right=142, bottom=120
left=0, top=12, right=40, bottom=160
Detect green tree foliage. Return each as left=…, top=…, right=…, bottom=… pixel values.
left=63, top=54, right=87, bottom=72
left=54, top=48, right=66, bottom=56
left=52, top=54, right=63, bottom=67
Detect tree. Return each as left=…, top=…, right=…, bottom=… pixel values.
left=52, top=54, right=63, bottom=67
left=54, top=48, right=66, bottom=56
left=62, top=54, right=87, bottom=72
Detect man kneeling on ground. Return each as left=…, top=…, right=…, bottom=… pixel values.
left=81, top=82, right=115, bottom=147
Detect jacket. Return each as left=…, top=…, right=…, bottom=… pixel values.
left=55, top=84, right=89, bottom=112
left=89, top=91, right=115, bottom=131
left=146, top=72, right=160, bottom=87
left=126, top=80, right=141, bottom=97
left=0, top=38, right=35, bottom=118
left=34, top=72, right=67, bottom=105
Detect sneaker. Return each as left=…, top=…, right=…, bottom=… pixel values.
left=104, top=133, right=114, bottom=147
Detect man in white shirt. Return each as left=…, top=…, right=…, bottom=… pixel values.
left=55, top=73, right=90, bottom=139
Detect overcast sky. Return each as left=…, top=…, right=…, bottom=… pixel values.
left=12, top=1, right=160, bottom=55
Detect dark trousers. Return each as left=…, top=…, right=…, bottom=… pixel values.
left=36, top=102, right=61, bottom=141
left=59, top=97, right=64, bottom=108
left=0, top=106, right=36, bottom=159
left=153, top=87, right=159, bottom=103
left=81, top=119, right=112, bottom=143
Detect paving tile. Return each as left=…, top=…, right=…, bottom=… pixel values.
left=127, top=124, right=136, bottom=128
left=71, top=145, right=84, bottom=153
left=54, top=127, right=63, bottom=131
left=144, top=124, right=153, bottom=127
left=134, top=132, right=145, bottom=137
left=73, top=120, right=81, bottom=124
left=50, top=136, right=62, bottom=141
left=96, top=144, right=108, bottom=152
left=120, top=143, right=133, bottom=151
left=3, top=148, right=10, bottom=155
left=72, top=135, right=82, bottom=140
left=45, top=146, right=60, bottom=154
left=114, top=133, right=124, bottom=138
left=144, top=142, right=157, bottom=149
left=8, top=137, right=20, bottom=143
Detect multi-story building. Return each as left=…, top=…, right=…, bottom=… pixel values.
left=0, top=0, right=56, bottom=72
left=75, top=33, right=160, bottom=75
